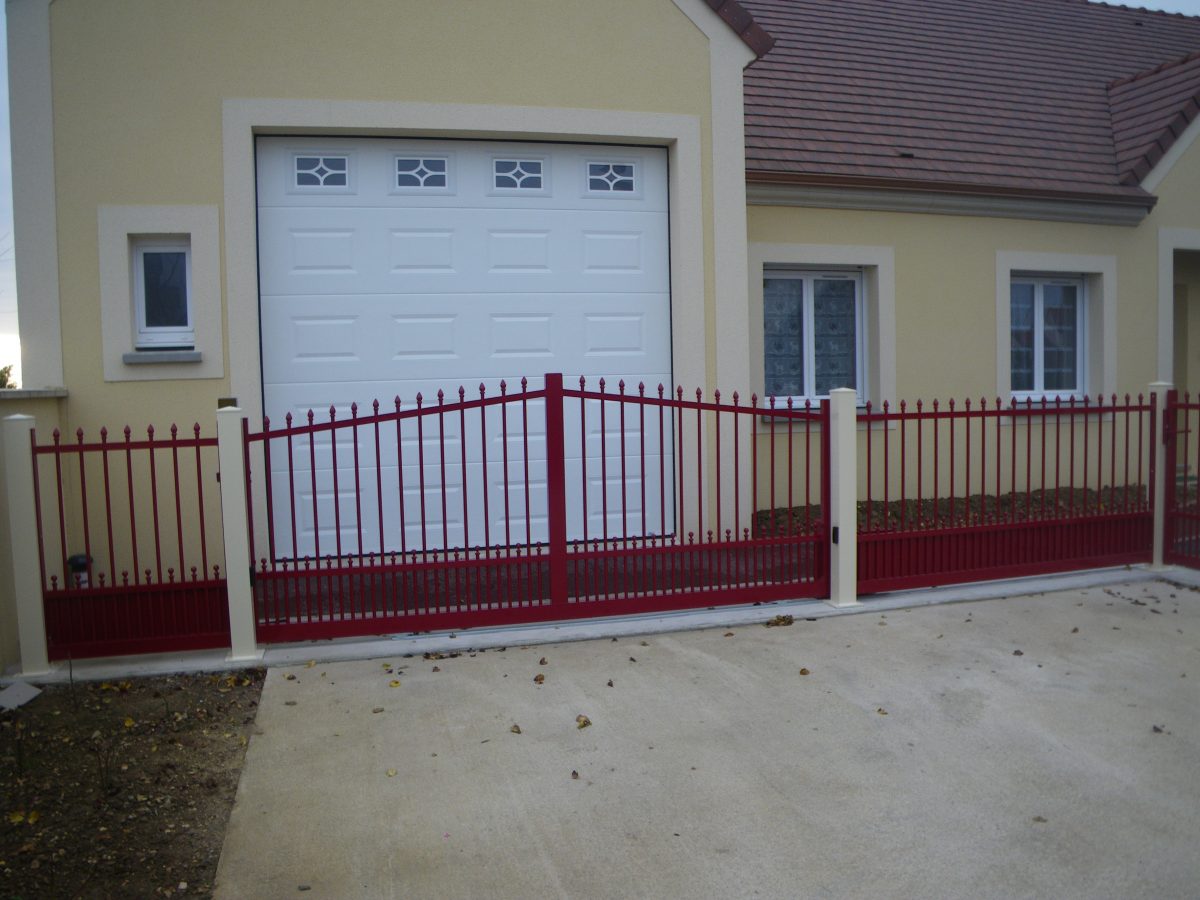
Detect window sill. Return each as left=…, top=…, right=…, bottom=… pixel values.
left=122, top=350, right=203, bottom=365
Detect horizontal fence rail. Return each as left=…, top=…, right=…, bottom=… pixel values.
left=33, top=424, right=229, bottom=659
left=245, top=373, right=830, bottom=642
left=857, top=394, right=1156, bottom=592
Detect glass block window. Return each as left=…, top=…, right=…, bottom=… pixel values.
left=588, top=162, right=636, bottom=192
left=133, top=238, right=193, bottom=348
left=396, top=157, right=448, bottom=188
left=763, top=270, right=863, bottom=401
left=1010, top=276, right=1084, bottom=397
left=494, top=159, right=543, bottom=190
left=294, top=156, right=348, bottom=187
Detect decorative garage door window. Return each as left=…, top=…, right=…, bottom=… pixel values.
left=395, top=157, right=448, bottom=188
left=494, top=159, right=543, bottom=189
left=294, top=155, right=348, bottom=187
left=588, top=162, right=636, bottom=192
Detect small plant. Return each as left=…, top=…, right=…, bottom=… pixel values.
left=88, top=729, right=121, bottom=796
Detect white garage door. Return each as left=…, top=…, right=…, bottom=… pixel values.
left=256, top=137, right=673, bottom=554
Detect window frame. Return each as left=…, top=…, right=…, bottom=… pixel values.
left=132, top=237, right=195, bottom=350
left=1009, top=273, right=1087, bottom=401
left=762, top=267, right=866, bottom=405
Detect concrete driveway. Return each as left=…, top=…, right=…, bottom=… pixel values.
left=215, top=581, right=1200, bottom=899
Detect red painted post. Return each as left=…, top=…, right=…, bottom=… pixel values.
left=544, top=373, right=568, bottom=606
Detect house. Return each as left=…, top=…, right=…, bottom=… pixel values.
left=6, top=0, right=1200, bottom=432
left=2, top=0, right=1199, bottom=670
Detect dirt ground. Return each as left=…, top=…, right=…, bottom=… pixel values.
left=0, top=668, right=265, bottom=899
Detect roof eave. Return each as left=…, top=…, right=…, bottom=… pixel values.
left=704, top=0, right=775, bottom=58
left=746, top=173, right=1156, bottom=227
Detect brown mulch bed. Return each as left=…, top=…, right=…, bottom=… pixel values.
left=1, top=669, right=265, bottom=899
left=754, top=486, right=1148, bottom=536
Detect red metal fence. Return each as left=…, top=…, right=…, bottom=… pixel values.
left=1164, top=390, right=1200, bottom=566
left=33, top=424, right=229, bottom=659
left=857, top=394, right=1156, bottom=592
left=29, top=379, right=1178, bottom=661
left=245, top=373, right=830, bottom=642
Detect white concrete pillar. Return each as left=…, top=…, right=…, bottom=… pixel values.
left=215, top=407, right=263, bottom=661
left=1150, top=382, right=1172, bottom=569
left=2, top=415, right=51, bottom=675
left=826, top=389, right=860, bottom=608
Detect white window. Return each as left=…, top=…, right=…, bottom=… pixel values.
left=763, top=269, right=864, bottom=401
left=133, top=238, right=193, bottom=349
left=1010, top=274, right=1085, bottom=397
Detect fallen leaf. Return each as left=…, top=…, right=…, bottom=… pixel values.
left=389, top=680, right=401, bottom=687
left=629, top=656, right=637, bottom=663
left=386, top=769, right=397, bottom=777
left=7, top=812, right=23, bottom=825
left=285, top=674, right=297, bottom=681
left=431, top=666, right=441, bottom=673
left=799, top=668, right=810, bottom=676
left=26, top=811, right=39, bottom=825
left=510, top=724, right=522, bottom=734
left=305, top=660, right=316, bottom=668
left=1013, top=650, right=1024, bottom=656
left=533, top=673, right=545, bottom=685
left=576, top=714, right=592, bottom=729
left=539, top=657, right=548, bottom=666
left=876, top=707, right=888, bottom=716
left=124, top=717, right=135, bottom=729
left=1032, top=816, right=1047, bottom=824
left=372, top=707, right=384, bottom=714
left=765, top=615, right=794, bottom=627
left=571, top=770, right=580, bottom=780
left=723, top=632, right=734, bottom=637
left=606, top=679, right=614, bottom=687
left=640, top=641, right=649, bottom=647
left=1152, top=725, right=1166, bottom=734
left=1071, top=627, right=1079, bottom=633
left=284, top=700, right=297, bottom=706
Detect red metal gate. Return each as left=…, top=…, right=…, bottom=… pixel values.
left=1164, top=390, right=1200, bottom=567
left=244, top=373, right=831, bottom=642
left=857, top=393, right=1156, bottom=593
left=33, top=424, right=230, bottom=660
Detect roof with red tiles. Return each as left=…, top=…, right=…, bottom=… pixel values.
left=740, top=0, right=1200, bottom=206
left=1109, top=51, right=1200, bottom=185
left=705, top=0, right=775, bottom=57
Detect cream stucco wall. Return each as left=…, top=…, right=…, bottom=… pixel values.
left=38, top=0, right=734, bottom=437
left=747, top=205, right=1166, bottom=405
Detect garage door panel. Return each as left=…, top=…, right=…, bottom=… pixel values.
left=261, top=294, right=670, bottom=388
left=258, top=207, right=668, bottom=296
left=258, top=138, right=668, bottom=214
left=258, top=137, right=672, bottom=552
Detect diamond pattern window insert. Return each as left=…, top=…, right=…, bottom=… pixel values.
left=763, top=271, right=863, bottom=401
left=588, top=162, right=636, bottom=192
left=294, top=156, right=348, bottom=187
left=494, top=159, right=543, bottom=190
left=1010, top=276, right=1083, bottom=397
left=396, top=157, right=448, bottom=189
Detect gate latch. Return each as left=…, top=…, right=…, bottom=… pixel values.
left=831, top=526, right=839, bottom=545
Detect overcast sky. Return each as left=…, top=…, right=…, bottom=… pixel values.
left=0, top=0, right=1198, bottom=385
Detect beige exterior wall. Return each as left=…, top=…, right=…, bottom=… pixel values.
left=747, top=205, right=1164, bottom=405
left=38, top=0, right=730, bottom=438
